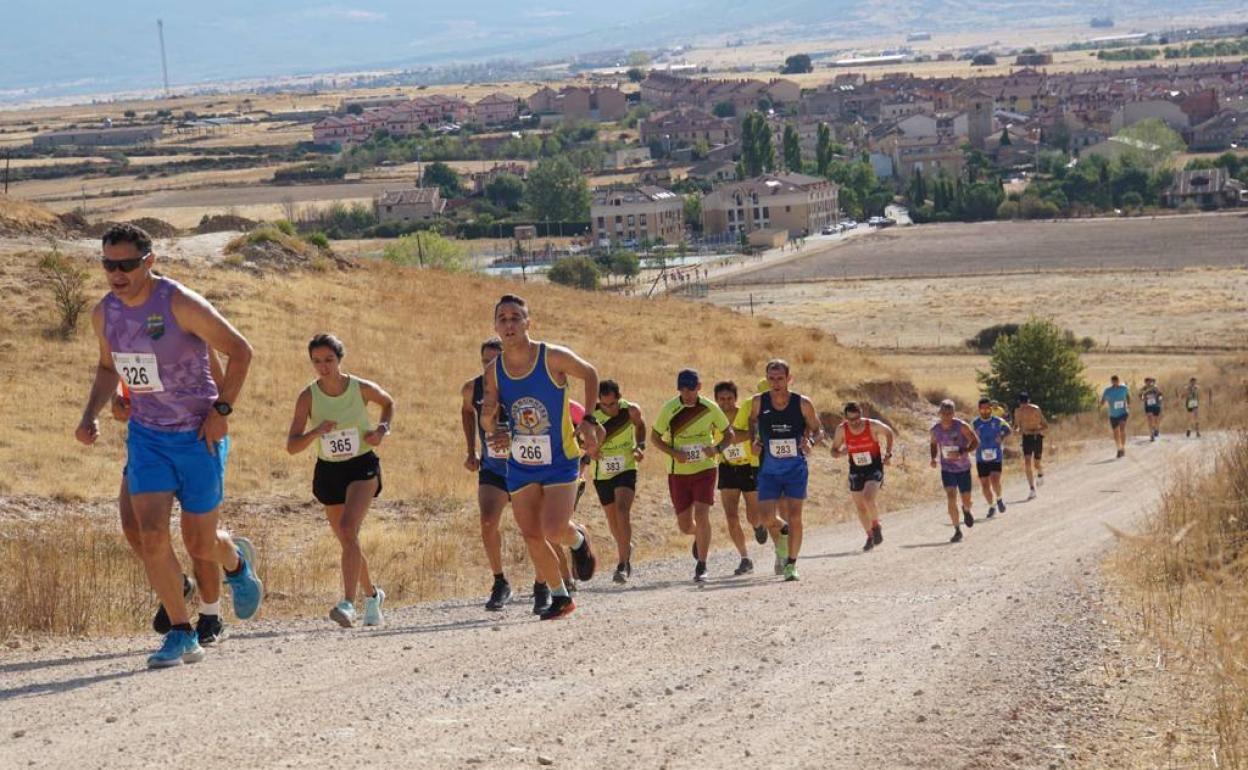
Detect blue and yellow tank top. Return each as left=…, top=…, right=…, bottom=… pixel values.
left=496, top=343, right=579, bottom=473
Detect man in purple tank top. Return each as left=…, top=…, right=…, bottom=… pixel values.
left=929, top=399, right=980, bottom=543
left=74, top=223, right=264, bottom=669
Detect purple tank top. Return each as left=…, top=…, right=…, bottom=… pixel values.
left=931, top=419, right=972, bottom=471
left=104, top=277, right=217, bottom=432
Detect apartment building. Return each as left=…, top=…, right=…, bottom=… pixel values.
left=590, top=185, right=685, bottom=245
left=701, top=174, right=838, bottom=238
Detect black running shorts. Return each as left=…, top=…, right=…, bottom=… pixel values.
left=1021, top=434, right=1044, bottom=458
left=313, top=452, right=382, bottom=506
left=593, top=470, right=637, bottom=505
left=716, top=463, right=758, bottom=492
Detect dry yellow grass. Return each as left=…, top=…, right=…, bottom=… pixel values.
left=1108, top=427, right=1248, bottom=768
left=0, top=245, right=945, bottom=638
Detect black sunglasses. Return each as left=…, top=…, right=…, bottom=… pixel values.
left=101, top=253, right=150, bottom=272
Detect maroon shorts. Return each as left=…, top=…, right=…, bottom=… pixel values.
left=668, top=468, right=717, bottom=512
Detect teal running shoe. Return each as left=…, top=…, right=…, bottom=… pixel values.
left=147, top=629, right=204, bottom=669
left=783, top=562, right=800, bottom=582
left=363, top=587, right=385, bottom=627
left=330, top=600, right=356, bottom=628
left=225, top=536, right=263, bottom=620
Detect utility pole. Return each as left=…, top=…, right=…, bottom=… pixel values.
left=3, top=149, right=10, bottom=195
left=157, top=19, right=171, bottom=97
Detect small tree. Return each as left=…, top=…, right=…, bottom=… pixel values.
left=39, top=249, right=90, bottom=339
left=781, top=54, right=814, bottom=74
left=345, top=103, right=363, bottom=115
left=524, top=156, right=590, bottom=221
left=610, top=250, right=640, bottom=282
left=977, top=319, right=1096, bottom=417
left=712, top=101, right=737, bottom=118
left=422, top=161, right=462, bottom=198
left=971, top=53, right=997, bottom=66
left=382, top=231, right=466, bottom=271
left=485, top=172, right=525, bottom=210
left=626, top=67, right=645, bottom=83
left=547, top=256, right=600, bottom=290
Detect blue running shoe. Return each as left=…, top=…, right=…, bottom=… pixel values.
left=147, top=629, right=205, bottom=669
left=225, top=536, right=263, bottom=620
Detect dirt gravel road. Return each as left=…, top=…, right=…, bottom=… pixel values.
left=1, top=436, right=1209, bottom=769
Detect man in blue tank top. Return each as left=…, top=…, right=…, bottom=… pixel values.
left=74, top=223, right=263, bottom=669
left=481, top=295, right=605, bottom=620
left=971, top=398, right=1011, bottom=517
left=749, top=359, right=823, bottom=582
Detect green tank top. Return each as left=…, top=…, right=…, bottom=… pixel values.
left=593, top=399, right=637, bottom=480
left=310, top=376, right=373, bottom=462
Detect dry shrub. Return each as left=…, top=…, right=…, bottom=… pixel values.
left=0, top=515, right=148, bottom=638
left=37, top=249, right=90, bottom=339
left=920, top=386, right=967, bottom=412
left=1112, top=431, right=1248, bottom=767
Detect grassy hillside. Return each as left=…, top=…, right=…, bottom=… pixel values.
left=1, top=246, right=941, bottom=636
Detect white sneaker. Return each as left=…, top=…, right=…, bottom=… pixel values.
left=1027, top=488, right=1037, bottom=500
left=363, top=587, right=385, bottom=627
left=330, top=600, right=356, bottom=628
left=1037, top=475, right=1045, bottom=487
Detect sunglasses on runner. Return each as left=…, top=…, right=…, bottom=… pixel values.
left=101, top=253, right=150, bottom=272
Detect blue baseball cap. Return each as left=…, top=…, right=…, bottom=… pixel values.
left=676, top=369, right=699, bottom=389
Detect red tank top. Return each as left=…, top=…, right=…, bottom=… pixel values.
left=843, top=420, right=881, bottom=461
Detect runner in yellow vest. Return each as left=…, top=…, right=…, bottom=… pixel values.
left=590, top=380, right=646, bottom=584
left=286, top=333, right=395, bottom=628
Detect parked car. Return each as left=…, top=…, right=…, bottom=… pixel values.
left=820, top=225, right=836, bottom=235
left=841, top=219, right=858, bottom=229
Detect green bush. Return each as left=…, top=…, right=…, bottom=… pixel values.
left=382, top=232, right=466, bottom=271
left=547, top=256, right=600, bottom=290
left=976, top=319, right=1096, bottom=417
left=274, top=219, right=297, bottom=237
left=306, top=232, right=330, bottom=249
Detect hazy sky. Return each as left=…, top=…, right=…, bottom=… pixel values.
left=3, top=1, right=719, bottom=99
left=3, top=1, right=1237, bottom=101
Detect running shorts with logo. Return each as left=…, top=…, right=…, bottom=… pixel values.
left=848, top=464, right=884, bottom=492
left=313, top=451, right=382, bottom=506
left=668, top=468, right=717, bottom=510
left=126, top=421, right=230, bottom=514
left=594, top=469, right=637, bottom=505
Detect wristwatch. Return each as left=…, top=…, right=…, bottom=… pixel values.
left=581, top=414, right=599, bottom=426
left=212, top=401, right=233, bottom=417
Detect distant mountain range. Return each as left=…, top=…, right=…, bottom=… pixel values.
left=2, top=0, right=1242, bottom=103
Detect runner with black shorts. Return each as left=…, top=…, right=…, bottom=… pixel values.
left=1139, top=377, right=1164, bottom=441
left=286, top=333, right=394, bottom=628
left=1012, top=392, right=1047, bottom=500
left=462, top=337, right=535, bottom=612
left=829, top=402, right=894, bottom=551
left=714, top=381, right=773, bottom=576
left=590, top=380, right=646, bottom=584
left=971, top=398, right=1011, bottom=517
left=1100, top=375, right=1131, bottom=459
